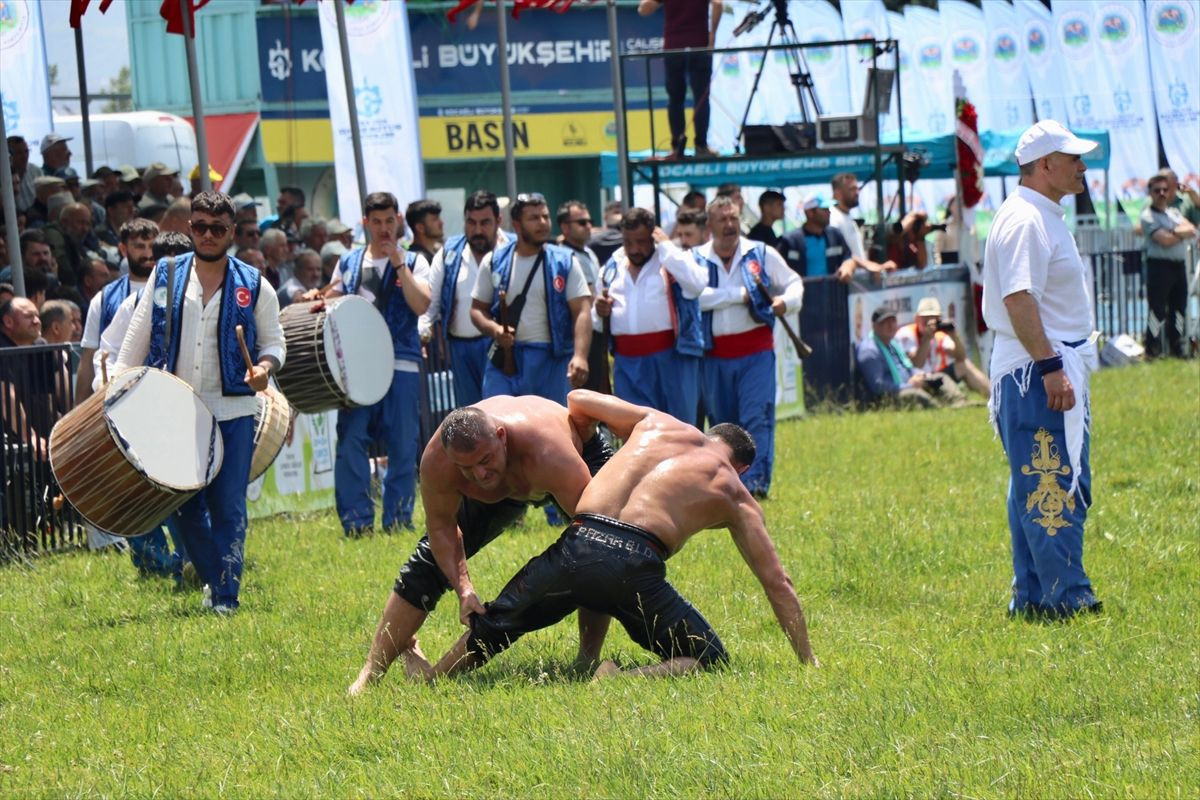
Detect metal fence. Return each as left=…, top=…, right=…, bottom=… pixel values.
left=1, top=343, right=85, bottom=560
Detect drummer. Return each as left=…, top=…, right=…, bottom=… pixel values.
left=305, top=192, right=432, bottom=536
left=115, top=191, right=286, bottom=614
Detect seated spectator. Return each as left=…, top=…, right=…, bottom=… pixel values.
left=856, top=306, right=965, bottom=409
left=780, top=193, right=854, bottom=281
left=747, top=189, right=785, bottom=249
left=43, top=202, right=96, bottom=286
left=327, top=218, right=353, bottom=249
left=671, top=208, right=708, bottom=249
left=319, top=241, right=347, bottom=287
left=27, top=176, right=67, bottom=229
left=894, top=297, right=990, bottom=396
left=0, top=283, right=13, bottom=306
left=39, top=299, right=81, bottom=344
left=236, top=247, right=268, bottom=277
left=277, top=248, right=323, bottom=308
left=300, top=217, right=328, bottom=254
left=0, top=296, right=43, bottom=347
left=258, top=227, right=289, bottom=288
left=159, top=197, right=192, bottom=235
left=97, top=190, right=136, bottom=248
left=886, top=211, right=934, bottom=270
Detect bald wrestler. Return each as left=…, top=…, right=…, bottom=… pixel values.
left=412, top=389, right=817, bottom=681
left=348, top=394, right=613, bottom=695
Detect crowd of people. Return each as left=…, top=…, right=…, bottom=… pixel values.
left=0, top=117, right=1194, bottom=685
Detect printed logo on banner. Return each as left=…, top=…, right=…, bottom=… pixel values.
left=1005, top=102, right=1021, bottom=128
left=355, top=81, right=383, bottom=118
left=319, top=0, right=389, bottom=37
left=917, top=41, right=943, bottom=70
left=1073, top=94, right=1092, bottom=116
left=0, top=0, right=30, bottom=49
left=1026, top=22, right=1050, bottom=65
left=804, top=32, right=836, bottom=74
left=1, top=96, right=17, bottom=132
left=1150, top=2, right=1193, bottom=46
left=1168, top=80, right=1189, bottom=108
left=749, top=50, right=765, bottom=70
left=1060, top=16, right=1092, bottom=57
left=720, top=53, right=740, bottom=77
left=1113, top=88, right=1133, bottom=114
left=1097, top=5, right=1138, bottom=56
left=992, top=29, right=1019, bottom=68
left=268, top=39, right=293, bottom=81
left=950, top=33, right=984, bottom=72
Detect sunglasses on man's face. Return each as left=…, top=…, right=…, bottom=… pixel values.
left=191, top=221, right=230, bottom=237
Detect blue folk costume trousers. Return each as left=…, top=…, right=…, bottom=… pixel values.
left=175, top=415, right=254, bottom=609
left=127, top=513, right=187, bottom=578
left=335, top=369, right=420, bottom=533
left=995, top=370, right=1098, bottom=617
left=481, top=342, right=570, bottom=404
left=701, top=348, right=776, bottom=496
left=613, top=350, right=699, bottom=423
left=448, top=336, right=490, bottom=408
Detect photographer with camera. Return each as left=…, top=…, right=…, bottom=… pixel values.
left=856, top=306, right=966, bottom=409
left=886, top=211, right=937, bottom=271
left=895, top=296, right=990, bottom=397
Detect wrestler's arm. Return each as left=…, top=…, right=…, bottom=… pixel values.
left=727, top=493, right=817, bottom=666
left=421, top=457, right=485, bottom=623
left=566, top=388, right=654, bottom=442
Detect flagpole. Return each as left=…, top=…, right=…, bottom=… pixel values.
left=496, top=0, right=518, bottom=203
left=334, top=0, right=369, bottom=215
left=607, top=0, right=630, bottom=208
left=180, top=0, right=211, bottom=192
left=73, top=24, right=94, bottom=176
left=0, top=106, right=26, bottom=297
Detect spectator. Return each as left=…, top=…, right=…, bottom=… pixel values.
left=0, top=282, right=13, bottom=306
left=716, top=182, right=744, bottom=214
left=39, top=134, right=73, bottom=179
left=780, top=193, right=854, bottom=281
left=92, top=165, right=119, bottom=196
left=77, top=256, right=111, bottom=321
left=138, top=163, right=178, bottom=210
left=258, top=228, right=290, bottom=288
left=188, top=163, right=223, bottom=197
left=231, top=193, right=258, bottom=224
left=236, top=247, right=268, bottom=276
left=115, top=164, right=143, bottom=198
left=886, top=211, right=934, bottom=270
left=0, top=296, right=43, bottom=346
left=1159, top=167, right=1200, bottom=226
left=261, top=186, right=306, bottom=235
left=638, top=0, right=722, bottom=159
left=855, top=306, right=965, bottom=408
left=319, top=241, right=346, bottom=287
left=159, top=197, right=192, bottom=235
left=39, top=299, right=81, bottom=344
left=27, top=175, right=67, bottom=229
left=405, top=199, right=444, bottom=263
left=671, top=208, right=708, bottom=249
left=276, top=249, right=322, bottom=308
left=7, top=135, right=41, bottom=213
left=43, top=202, right=94, bottom=286
left=232, top=218, right=262, bottom=254
left=327, top=218, right=354, bottom=249
left=747, top=190, right=786, bottom=249
left=1140, top=172, right=1196, bottom=358
left=587, top=199, right=625, bottom=264
left=894, top=296, right=990, bottom=396
left=829, top=172, right=896, bottom=275
left=300, top=217, right=328, bottom=254
left=932, top=198, right=972, bottom=265
left=79, top=177, right=107, bottom=227
left=680, top=189, right=707, bottom=213
left=557, top=199, right=607, bottom=394
left=97, top=191, right=136, bottom=248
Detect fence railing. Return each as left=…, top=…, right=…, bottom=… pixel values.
left=1, top=343, right=85, bottom=559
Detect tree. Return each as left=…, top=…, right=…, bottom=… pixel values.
left=101, top=66, right=133, bottom=113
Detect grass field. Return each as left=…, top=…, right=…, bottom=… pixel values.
left=1, top=360, right=1197, bottom=798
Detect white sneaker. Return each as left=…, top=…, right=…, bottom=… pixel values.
left=210, top=603, right=237, bottom=616
left=201, top=585, right=212, bottom=609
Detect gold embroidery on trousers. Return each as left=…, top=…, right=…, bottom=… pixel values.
left=1021, top=427, right=1075, bottom=536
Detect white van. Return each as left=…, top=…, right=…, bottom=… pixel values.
left=52, top=111, right=198, bottom=176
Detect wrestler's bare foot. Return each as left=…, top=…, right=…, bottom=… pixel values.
left=348, top=665, right=383, bottom=697
left=592, top=659, right=621, bottom=681
left=402, top=640, right=435, bottom=682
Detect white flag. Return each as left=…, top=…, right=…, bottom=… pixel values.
left=318, top=0, right=424, bottom=237
left=1144, top=0, right=1200, bottom=180
left=0, top=0, right=53, bottom=144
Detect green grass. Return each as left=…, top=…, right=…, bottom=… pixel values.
left=2, top=360, right=1197, bottom=798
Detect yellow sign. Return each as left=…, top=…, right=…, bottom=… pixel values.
left=261, top=110, right=670, bottom=164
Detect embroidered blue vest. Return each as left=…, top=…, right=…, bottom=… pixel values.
left=340, top=247, right=422, bottom=363
left=601, top=255, right=704, bottom=357
left=695, top=242, right=776, bottom=349
left=487, top=240, right=575, bottom=358
left=99, top=274, right=132, bottom=331
left=145, top=253, right=261, bottom=397
left=439, top=234, right=470, bottom=328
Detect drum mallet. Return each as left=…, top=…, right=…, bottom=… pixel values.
left=235, top=325, right=258, bottom=384
left=99, top=351, right=109, bottom=386
left=752, top=273, right=813, bottom=359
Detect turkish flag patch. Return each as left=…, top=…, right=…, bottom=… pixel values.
left=553, top=275, right=566, bottom=293
left=235, top=287, right=252, bottom=308
left=748, top=261, right=761, bottom=276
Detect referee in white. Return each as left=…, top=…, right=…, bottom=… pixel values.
left=981, top=120, right=1103, bottom=620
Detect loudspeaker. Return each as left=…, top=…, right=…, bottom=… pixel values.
left=742, top=123, right=817, bottom=156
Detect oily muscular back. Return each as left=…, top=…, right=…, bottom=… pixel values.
left=575, top=418, right=744, bottom=555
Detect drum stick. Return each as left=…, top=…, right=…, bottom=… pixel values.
left=235, top=325, right=255, bottom=372
left=752, top=274, right=813, bottom=360
left=99, top=351, right=109, bottom=386
left=497, top=290, right=517, bottom=376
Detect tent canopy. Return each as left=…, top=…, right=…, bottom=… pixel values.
left=602, top=130, right=1110, bottom=189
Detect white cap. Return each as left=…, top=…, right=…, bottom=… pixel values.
left=802, top=192, right=830, bottom=211
left=1014, top=120, right=1097, bottom=166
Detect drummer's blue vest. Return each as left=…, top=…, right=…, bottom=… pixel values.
left=694, top=241, right=775, bottom=350
left=339, top=247, right=422, bottom=362
left=439, top=234, right=470, bottom=328
left=99, top=274, right=133, bottom=331
left=600, top=254, right=704, bottom=357
left=487, top=240, right=575, bottom=358
left=145, top=252, right=261, bottom=397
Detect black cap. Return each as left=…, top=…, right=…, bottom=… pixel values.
left=871, top=306, right=897, bottom=324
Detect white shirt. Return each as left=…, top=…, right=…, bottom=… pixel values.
left=115, top=262, right=286, bottom=421
left=421, top=244, right=489, bottom=339
left=697, top=238, right=803, bottom=337
left=829, top=205, right=866, bottom=260
left=472, top=248, right=590, bottom=344
left=81, top=291, right=107, bottom=350
left=598, top=241, right=707, bottom=336
left=330, top=249, right=432, bottom=371
left=89, top=278, right=147, bottom=390
left=982, top=186, right=1093, bottom=370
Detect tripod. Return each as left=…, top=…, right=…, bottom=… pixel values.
left=736, top=0, right=823, bottom=153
